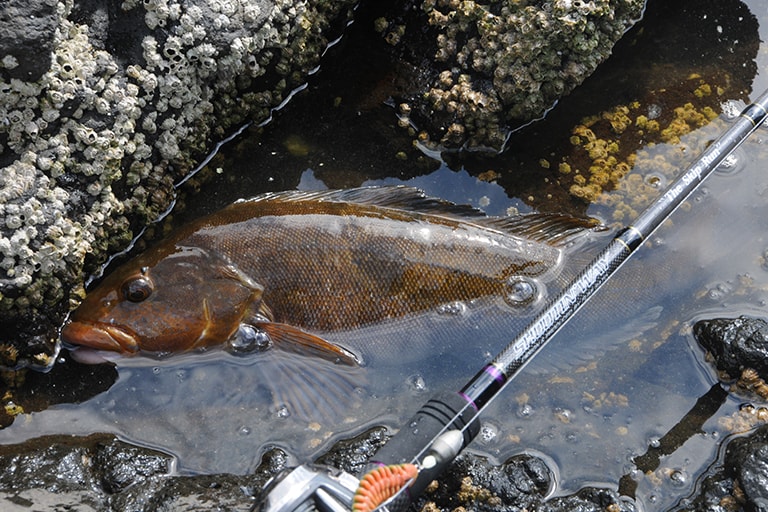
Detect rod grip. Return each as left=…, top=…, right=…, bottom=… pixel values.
left=366, top=391, right=480, bottom=498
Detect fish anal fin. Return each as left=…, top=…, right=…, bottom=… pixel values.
left=255, top=322, right=360, bottom=366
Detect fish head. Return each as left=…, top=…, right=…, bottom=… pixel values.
left=61, top=246, right=265, bottom=355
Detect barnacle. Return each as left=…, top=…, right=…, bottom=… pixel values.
left=411, top=0, right=644, bottom=149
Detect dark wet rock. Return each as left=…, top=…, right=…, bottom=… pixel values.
left=0, top=433, right=171, bottom=508
left=693, top=316, right=768, bottom=380
left=414, top=452, right=553, bottom=511
left=316, top=426, right=390, bottom=474
left=0, top=1, right=58, bottom=81
left=537, top=488, right=636, bottom=512
left=0, top=433, right=287, bottom=511
left=676, top=424, right=768, bottom=512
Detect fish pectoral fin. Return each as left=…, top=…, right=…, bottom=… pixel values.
left=254, top=322, right=361, bottom=366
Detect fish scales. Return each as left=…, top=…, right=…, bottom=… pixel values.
left=188, top=210, right=560, bottom=332
left=61, top=187, right=588, bottom=359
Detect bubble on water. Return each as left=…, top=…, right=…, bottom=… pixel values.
left=407, top=374, right=427, bottom=392
left=706, top=281, right=732, bottom=301
left=479, top=422, right=498, bottom=443
left=517, top=403, right=535, bottom=419
left=238, top=425, right=251, bottom=436
left=228, top=324, right=272, bottom=354
left=152, top=367, right=160, bottom=375
left=644, top=172, right=666, bottom=189
left=647, top=103, right=662, bottom=120
left=668, top=469, right=687, bottom=487
left=715, top=151, right=744, bottom=175
left=648, top=436, right=661, bottom=449
left=275, top=405, right=291, bottom=419
left=504, top=277, right=538, bottom=307
left=436, top=301, right=467, bottom=316
left=721, top=99, right=743, bottom=120
left=554, top=407, right=572, bottom=424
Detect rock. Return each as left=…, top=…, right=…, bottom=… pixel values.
left=0, top=433, right=171, bottom=508
left=0, top=1, right=58, bottom=81
left=377, top=0, right=645, bottom=151
left=0, top=0, right=357, bottom=367
left=693, top=316, right=768, bottom=380
left=0, top=426, right=642, bottom=511
left=677, top=424, right=768, bottom=512
left=413, top=452, right=553, bottom=511
left=0, top=433, right=287, bottom=511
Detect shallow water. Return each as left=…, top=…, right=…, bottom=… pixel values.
left=4, top=0, right=768, bottom=509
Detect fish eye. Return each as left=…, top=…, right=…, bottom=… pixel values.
left=121, top=275, right=154, bottom=303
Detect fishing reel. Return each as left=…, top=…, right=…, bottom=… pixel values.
left=257, top=463, right=365, bottom=512
left=255, top=391, right=480, bottom=512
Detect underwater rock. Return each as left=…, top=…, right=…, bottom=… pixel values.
left=377, top=0, right=645, bottom=151
left=677, top=424, right=768, bottom=512
left=0, top=0, right=357, bottom=366
left=693, top=316, right=768, bottom=383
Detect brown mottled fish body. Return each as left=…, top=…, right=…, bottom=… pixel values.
left=61, top=187, right=591, bottom=359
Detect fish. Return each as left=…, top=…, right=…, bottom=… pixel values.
left=61, top=186, right=598, bottom=363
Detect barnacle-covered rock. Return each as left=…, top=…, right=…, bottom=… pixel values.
left=0, top=0, right=357, bottom=366
left=380, top=0, right=645, bottom=151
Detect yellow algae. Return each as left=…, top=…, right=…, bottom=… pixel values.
left=694, top=83, right=712, bottom=98
left=737, top=368, right=768, bottom=400
left=4, top=401, right=24, bottom=416
left=718, top=404, right=768, bottom=434
left=539, top=158, right=550, bottom=169
left=604, top=105, right=632, bottom=134
left=477, top=169, right=501, bottom=182
left=549, top=74, right=733, bottom=215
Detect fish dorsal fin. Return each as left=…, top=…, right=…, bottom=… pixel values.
left=244, top=186, right=601, bottom=246
left=244, top=186, right=488, bottom=219
left=479, top=213, right=604, bottom=246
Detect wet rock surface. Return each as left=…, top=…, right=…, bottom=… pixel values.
left=0, top=426, right=640, bottom=511
left=694, top=316, right=768, bottom=398
left=677, top=424, right=768, bottom=512
left=694, top=316, right=768, bottom=379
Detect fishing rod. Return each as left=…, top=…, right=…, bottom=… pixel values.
left=256, top=89, right=768, bottom=512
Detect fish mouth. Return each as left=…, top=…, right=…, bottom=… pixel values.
left=60, top=321, right=140, bottom=354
